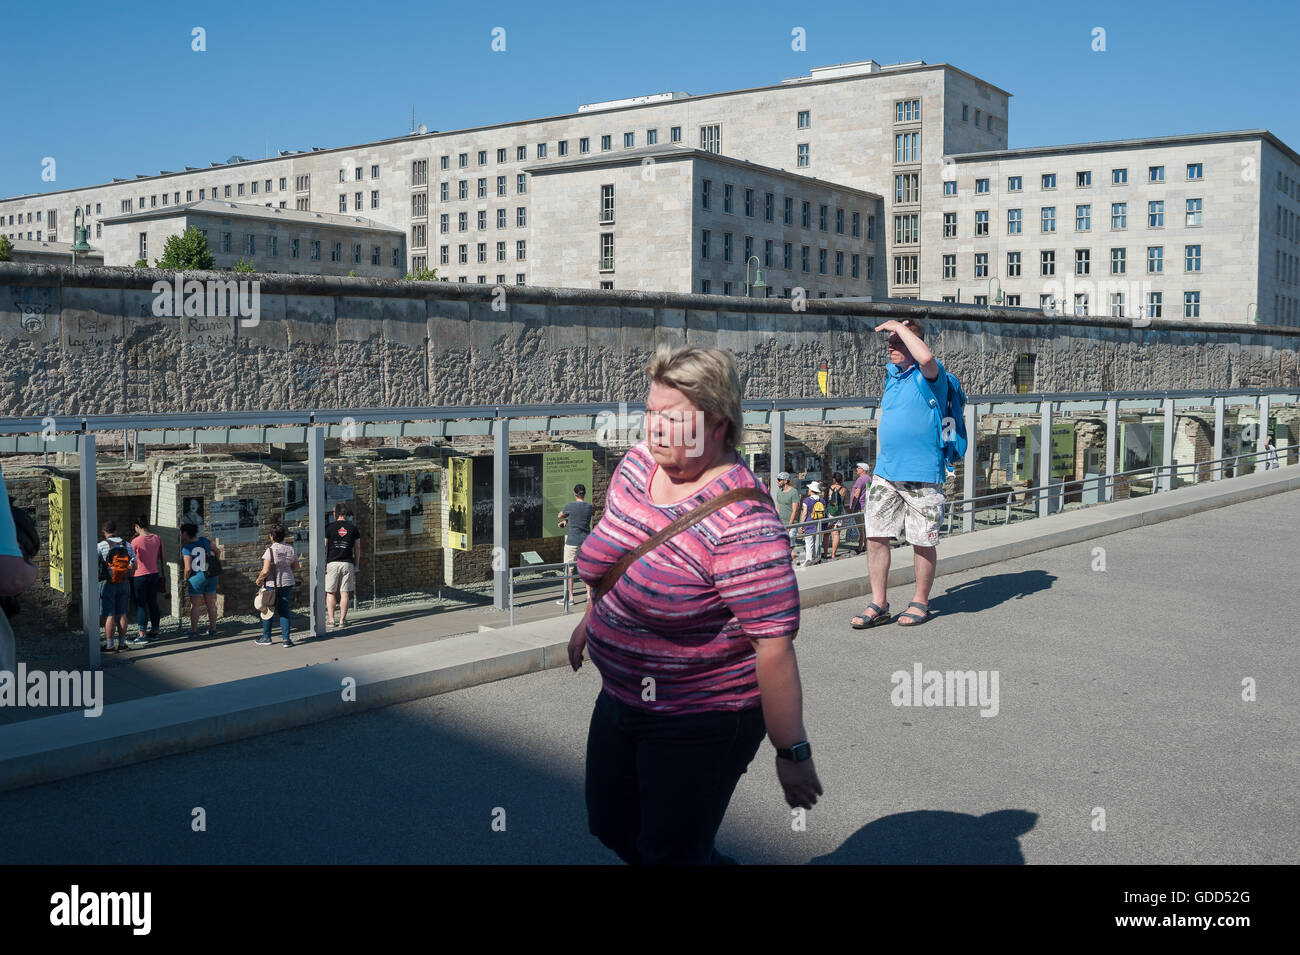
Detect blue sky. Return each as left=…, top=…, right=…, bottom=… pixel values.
left=4, top=0, right=1297, bottom=198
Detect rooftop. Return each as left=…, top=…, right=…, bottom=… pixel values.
left=946, top=128, right=1300, bottom=167
left=100, top=199, right=404, bottom=233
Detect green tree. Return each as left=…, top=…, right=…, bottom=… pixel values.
left=156, top=226, right=216, bottom=270
left=134, top=258, right=149, bottom=268
left=404, top=266, right=439, bottom=281
left=233, top=257, right=256, bottom=273
left=0, top=234, right=13, bottom=262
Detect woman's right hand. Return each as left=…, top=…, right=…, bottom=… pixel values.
left=776, top=757, right=823, bottom=810
left=567, top=618, right=587, bottom=671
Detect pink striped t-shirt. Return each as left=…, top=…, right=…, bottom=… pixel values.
left=576, top=442, right=799, bottom=715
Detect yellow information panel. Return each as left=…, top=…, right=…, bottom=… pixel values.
left=542, top=451, right=594, bottom=539
left=48, top=477, right=71, bottom=592
left=448, top=456, right=472, bottom=551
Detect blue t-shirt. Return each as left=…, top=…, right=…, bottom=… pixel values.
left=874, top=358, right=949, bottom=485
left=182, top=537, right=214, bottom=575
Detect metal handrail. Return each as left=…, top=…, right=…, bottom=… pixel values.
left=507, top=560, right=577, bottom=628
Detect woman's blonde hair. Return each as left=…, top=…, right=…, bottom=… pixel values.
left=645, top=344, right=744, bottom=452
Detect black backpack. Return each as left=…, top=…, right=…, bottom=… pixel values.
left=1, top=502, right=41, bottom=618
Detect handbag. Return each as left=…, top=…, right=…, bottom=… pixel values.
left=593, top=486, right=769, bottom=606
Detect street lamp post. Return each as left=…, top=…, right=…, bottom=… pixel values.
left=745, top=255, right=766, bottom=298
left=987, top=277, right=1003, bottom=310
left=71, top=207, right=92, bottom=265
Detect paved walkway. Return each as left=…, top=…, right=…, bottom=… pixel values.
left=0, top=484, right=1295, bottom=863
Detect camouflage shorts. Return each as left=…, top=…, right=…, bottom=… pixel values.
left=862, top=475, right=944, bottom=547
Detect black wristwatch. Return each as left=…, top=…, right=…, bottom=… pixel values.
left=775, top=741, right=812, bottom=762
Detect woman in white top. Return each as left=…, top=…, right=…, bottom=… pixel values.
left=254, top=523, right=300, bottom=647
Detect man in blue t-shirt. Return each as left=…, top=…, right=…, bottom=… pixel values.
left=852, top=318, right=948, bottom=630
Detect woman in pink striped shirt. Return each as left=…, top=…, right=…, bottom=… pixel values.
left=570, top=344, right=822, bottom=864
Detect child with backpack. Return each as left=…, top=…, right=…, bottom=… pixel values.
left=852, top=318, right=965, bottom=630
left=97, top=521, right=138, bottom=652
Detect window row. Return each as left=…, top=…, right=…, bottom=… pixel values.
left=338, top=164, right=382, bottom=183
left=940, top=245, right=1205, bottom=279
left=699, top=230, right=869, bottom=278
left=697, top=282, right=866, bottom=298
left=938, top=200, right=1204, bottom=238
left=434, top=174, right=528, bottom=203
left=433, top=126, right=697, bottom=172
left=192, top=229, right=401, bottom=267
left=432, top=207, right=528, bottom=233
left=943, top=163, right=1204, bottom=196
left=435, top=241, right=527, bottom=264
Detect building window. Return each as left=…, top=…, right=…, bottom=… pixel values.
left=440, top=213, right=449, bottom=233
left=477, top=210, right=487, bottom=230
left=1148, top=201, right=1164, bottom=228
left=1147, top=246, right=1163, bottom=273
left=1041, top=207, right=1056, bottom=232
left=600, top=135, right=611, bottom=151
left=601, top=184, right=615, bottom=222
left=1040, top=250, right=1056, bottom=276
left=1185, top=244, right=1201, bottom=271
left=700, top=124, right=721, bottom=153
left=1109, top=292, right=1125, bottom=318
left=516, top=207, right=526, bottom=227
left=1149, top=165, right=1165, bottom=182
left=798, top=109, right=811, bottom=128
left=943, top=180, right=956, bottom=197
left=477, top=242, right=487, bottom=263
left=1076, top=204, right=1091, bottom=231
left=1076, top=171, right=1092, bottom=188
left=976, top=178, right=989, bottom=195
left=440, top=246, right=449, bottom=265
left=797, top=143, right=810, bottom=167
left=851, top=254, right=860, bottom=279
left=600, top=233, right=615, bottom=270
left=1074, top=293, right=1089, bottom=317
left=139, top=232, right=147, bottom=259
left=1184, top=291, right=1201, bottom=318
left=353, top=243, right=362, bottom=264
left=894, top=131, right=919, bottom=163
left=892, top=254, right=919, bottom=285
left=1187, top=162, right=1203, bottom=181
left=801, top=201, right=811, bottom=228
left=724, top=184, right=734, bottom=213
left=1075, top=249, right=1090, bottom=275
left=331, top=241, right=342, bottom=262
left=579, top=137, right=590, bottom=154
left=895, top=99, right=920, bottom=122
left=670, top=126, right=682, bottom=143
left=478, top=178, right=487, bottom=198
left=623, top=132, right=635, bottom=148
left=516, top=240, right=526, bottom=261
left=745, top=189, right=755, bottom=217
left=1112, top=202, right=1127, bottom=230
left=974, top=252, right=988, bottom=278
left=310, top=240, right=320, bottom=260
left=962, top=104, right=969, bottom=122
left=355, top=192, right=363, bottom=211
left=339, top=194, right=348, bottom=213
left=700, top=280, right=711, bottom=294
left=783, top=197, right=793, bottom=225
left=1008, top=208, right=1022, bottom=234
left=497, top=209, right=506, bottom=229
left=412, top=193, right=427, bottom=217
left=291, top=238, right=299, bottom=258
left=1185, top=198, right=1202, bottom=227
left=851, top=211, right=861, bottom=237
left=458, top=212, right=467, bottom=231
left=835, top=208, right=844, bottom=234
left=496, top=176, right=506, bottom=197
left=558, top=140, right=568, bottom=156
left=458, top=180, right=468, bottom=200
left=801, top=246, right=810, bottom=272
left=1112, top=168, right=1127, bottom=185
left=517, top=173, right=527, bottom=194
left=895, top=214, right=919, bottom=244
left=1147, top=292, right=1163, bottom=318
left=818, top=248, right=827, bottom=274
left=819, top=204, right=828, bottom=231
left=783, top=242, right=792, bottom=269
left=724, top=233, right=733, bottom=263
left=975, top=210, right=989, bottom=236
left=1007, top=176, right=1023, bottom=191
left=459, top=244, right=468, bottom=264
left=496, top=241, right=506, bottom=262
left=413, top=160, right=428, bottom=186
left=943, top=212, right=957, bottom=238
left=1042, top=173, right=1057, bottom=190
left=764, top=238, right=773, bottom=267
left=371, top=190, right=380, bottom=209
left=1111, top=248, right=1127, bottom=275
left=701, top=230, right=710, bottom=259
left=646, top=129, right=657, bottom=145
left=765, top=193, right=775, bottom=222
left=702, top=179, right=711, bottom=210
left=1007, top=251, right=1021, bottom=277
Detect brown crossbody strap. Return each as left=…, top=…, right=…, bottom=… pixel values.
left=592, top=486, right=770, bottom=606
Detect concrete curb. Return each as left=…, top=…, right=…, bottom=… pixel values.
left=2, top=466, right=1297, bottom=793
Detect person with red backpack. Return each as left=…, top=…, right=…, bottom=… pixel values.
left=97, top=521, right=138, bottom=652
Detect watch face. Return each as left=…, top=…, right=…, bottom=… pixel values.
left=791, top=742, right=811, bottom=761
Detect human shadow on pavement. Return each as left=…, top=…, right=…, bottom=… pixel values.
left=926, top=571, right=1056, bottom=618
left=809, top=809, right=1038, bottom=864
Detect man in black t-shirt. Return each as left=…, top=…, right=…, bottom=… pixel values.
left=324, top=502, right=362, bottom=629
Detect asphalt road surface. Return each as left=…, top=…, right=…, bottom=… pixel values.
left=2, top=490, right=1296, bottom=864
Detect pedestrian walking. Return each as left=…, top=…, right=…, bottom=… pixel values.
left=569, top=343, right=820, bottom=864
left=796, top=481, right=826, bottom=567
left=771, top=470, right=801, bottom=551
left=324, top=502, right=362, bottom=629
left=824, top=472, right=847, bottom=560
left=254, top=523, right=299, bottom=648
left=852, top=319, right=949, bottom=629
left=97, top=521, right=138, bottom=652
left=129, top=515, right=164, bottom=647
left=1264, top=436, right=1280, bottom=470
left=557, top=484, right=594, bottom=606
left=847, top=461, right=872, bottom=554
left=180, top=523, right=221, bottom=638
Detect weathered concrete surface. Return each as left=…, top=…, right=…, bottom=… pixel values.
left=3, top=262, right=1299, bottom=418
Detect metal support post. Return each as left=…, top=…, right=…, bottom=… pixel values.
left=1038, top=401, right=1053, bottom=518
left=1104, top=398, right=1118, bottom=502
left=79, top=435, right=100, bottom=668
left=493, top=417, right=510, bottom=611
left=1258, top=394, right=1270, bottom=467
left=1162, top=398, right=1175, bottom=492
left=769, top=410, right=785, bottom=492
left=1213, top=396, right=1225, bottom=480
left=962, top=402, right=977, bottom=533
left=307, top=425, right=326, bottom=638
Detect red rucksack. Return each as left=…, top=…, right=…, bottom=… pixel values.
left=101, top=540, right=132, bottom=584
